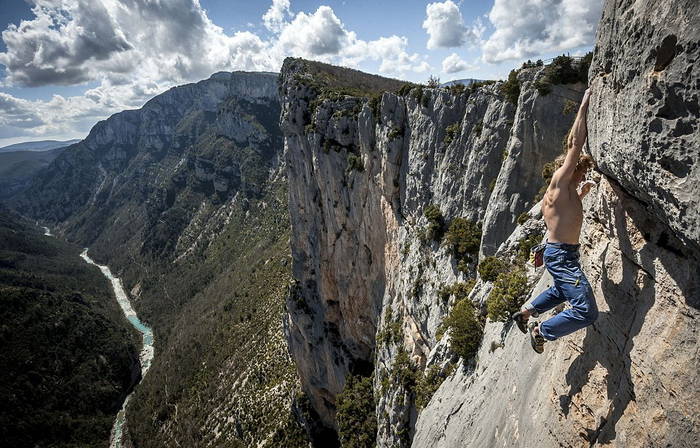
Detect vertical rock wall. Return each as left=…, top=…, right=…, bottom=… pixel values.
left=281, top=0, right=700, bottom=442
left=280, top=58, right=581, bottom=439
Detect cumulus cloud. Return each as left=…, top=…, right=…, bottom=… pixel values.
left=482, top=0, right=603, bottom=62
left=262, top=0, right=291, bottom=32
left=422, top=1, right=480, bottom=49
left=442, top=53, right=477, bottom=74
left=276, top=6, right=348, bottom=56
left=0, top=0, right=431, bottom=142
left=0, top=90, right=119, bottom=142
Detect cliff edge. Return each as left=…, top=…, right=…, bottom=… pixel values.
left=280, top=0, right=699, bottom=446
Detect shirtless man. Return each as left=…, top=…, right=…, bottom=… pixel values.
left=512, top=88, right=598, bottom=353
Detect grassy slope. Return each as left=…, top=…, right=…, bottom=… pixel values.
left=0, top=209, right=141, bottom=447
left=124, top=179, right=308, bottom=447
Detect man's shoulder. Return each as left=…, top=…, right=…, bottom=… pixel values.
left=552, top=167, right=572, bottom=188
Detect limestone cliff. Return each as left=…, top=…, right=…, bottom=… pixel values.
left=280, top=58, right=584, bottom=442
left=280, top=0, right=699, bottom=446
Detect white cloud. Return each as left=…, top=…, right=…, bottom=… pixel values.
left=442, top=53, right=477, bottom=74
left=422, top=1, right=478, bottom=49
left=0, top=90, right=119, bottom=143
left=0, top=0, right=432, bottom=142
left=275, top=6, right=348, bottom=57
left=342, top=35, right=431, bottom=77
left=262, top=0, right=291, bottom=32
left=482, top=0, right=603, bottom=63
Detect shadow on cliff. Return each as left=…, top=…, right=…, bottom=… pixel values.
left=558, top=180, right=683, bottom=446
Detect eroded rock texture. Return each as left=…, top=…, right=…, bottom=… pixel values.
left=281, top=0, right=700, bottom=446
left=279, top=58, right=581, bottom=442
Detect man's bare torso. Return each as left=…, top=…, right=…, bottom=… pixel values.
left=542, top=181, right=583, bottom=244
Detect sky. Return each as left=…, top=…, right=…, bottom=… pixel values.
left=0, top=0, right=603, bottom=146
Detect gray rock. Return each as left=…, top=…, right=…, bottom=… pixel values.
left=587, top=0, right=700, bottom=252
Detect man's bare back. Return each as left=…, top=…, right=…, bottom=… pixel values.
left=542, top=88, right=594, bottom=244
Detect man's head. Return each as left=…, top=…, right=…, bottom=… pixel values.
left=554, top=153, right=595, bottom=185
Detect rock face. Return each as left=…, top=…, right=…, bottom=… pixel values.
left=587, top=0, right=700, bottom=252
left=481, top=70, right=584, bottom=257
left=412, top=175, right=700, bottom=447
left=280, top=0, right=700, bottom=445
left=279, top=58, right=582, bottom=440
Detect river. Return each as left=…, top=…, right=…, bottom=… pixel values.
left=80, top=249, right=155, bottom=448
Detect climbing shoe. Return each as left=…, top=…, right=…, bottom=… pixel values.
left=511, top=311, right=529, bottom=334
left=529, top=321, right=545, bottom=354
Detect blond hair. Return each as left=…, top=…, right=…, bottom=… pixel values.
left=553, top=153, right=594, bottom=173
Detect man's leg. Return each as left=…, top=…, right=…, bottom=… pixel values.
left=538, top=282, right=598, bottom=340
left=513, top=285, right=566, bottom=334
left=524, top=285, right=567, bottom=317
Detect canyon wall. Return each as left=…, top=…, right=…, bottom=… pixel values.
left=280, top=0, right=699, bottom=446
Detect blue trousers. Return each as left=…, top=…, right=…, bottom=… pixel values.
left=524, top=242, right=598, bottom=341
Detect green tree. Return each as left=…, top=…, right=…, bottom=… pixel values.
left=486, top=269, right=529, bottom=321
left=445, top=218, right=482, bottom=258
left=478, top=256, right=509, bottom=282
left=336, top=374, right=378, bottom=448
left=444, top=298, right=483, bottom=360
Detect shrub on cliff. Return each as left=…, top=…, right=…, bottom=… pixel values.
left=424, top=204, right=446, bottom=242
left=486, top=269, right=529, bottom=321
left=438, top=280, right=476, bottom=304
left=499, top=69, right=520, bottom=105
left=445, top=218, right=482, bottom=259
left=347, top=153, right=364, bottom=172
left=478, top=256, right=509, bottom=282
left=391, top=349, right=417, bottom=392
left=415, top=363, right=456, bottom=410
left=426, top=75, right=441, bottom=88
left=444, top=297, right=483, bottom=360
left=336, top=374, right=377, bottom=448
left=534, top=53, right=593, bottom=96
left=517, top=212, right=530, bottom=225
left=444, top=122, right=461, bottom=145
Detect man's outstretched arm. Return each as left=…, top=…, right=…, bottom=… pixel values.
left=557, top=89, right=591, bottom=181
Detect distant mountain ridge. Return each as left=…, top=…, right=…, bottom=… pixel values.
left=0, top=147, right=69, bottom=200
left=16, top=71, right=309, bottom=448
left=0, top=139, right=81, bottom=153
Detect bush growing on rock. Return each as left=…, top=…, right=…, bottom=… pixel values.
left=517, top=212, right=530, bottom=225
left=391, top=349, right=417, bottom=392
left=424, top=204, right=445, bottom=242
left=478, top=256, right=509, bottom=282
left=336, top=374, right=377, bottom=448
left=444, top=122, right=461, bottom=145
left=534, top=53, right=592, bottom=96
left=347, top=153, right=364, bottom=172
left=388, top=126, right=403, bottom=140
left=415, top=363, right=456, bottom=410
left=500, top=69, right=520, bottom=105
left=438, top=280, right=476, bottom=304
left=426, top=75, right=441, bottom=88
left=443, top=297, right=483, bottom=360
left=486, top=269, right=529, bottom=321
left=445, top=218, right=482, bottom=259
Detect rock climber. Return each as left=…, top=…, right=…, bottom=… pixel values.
left=512, top=88, right=598, bottom=353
